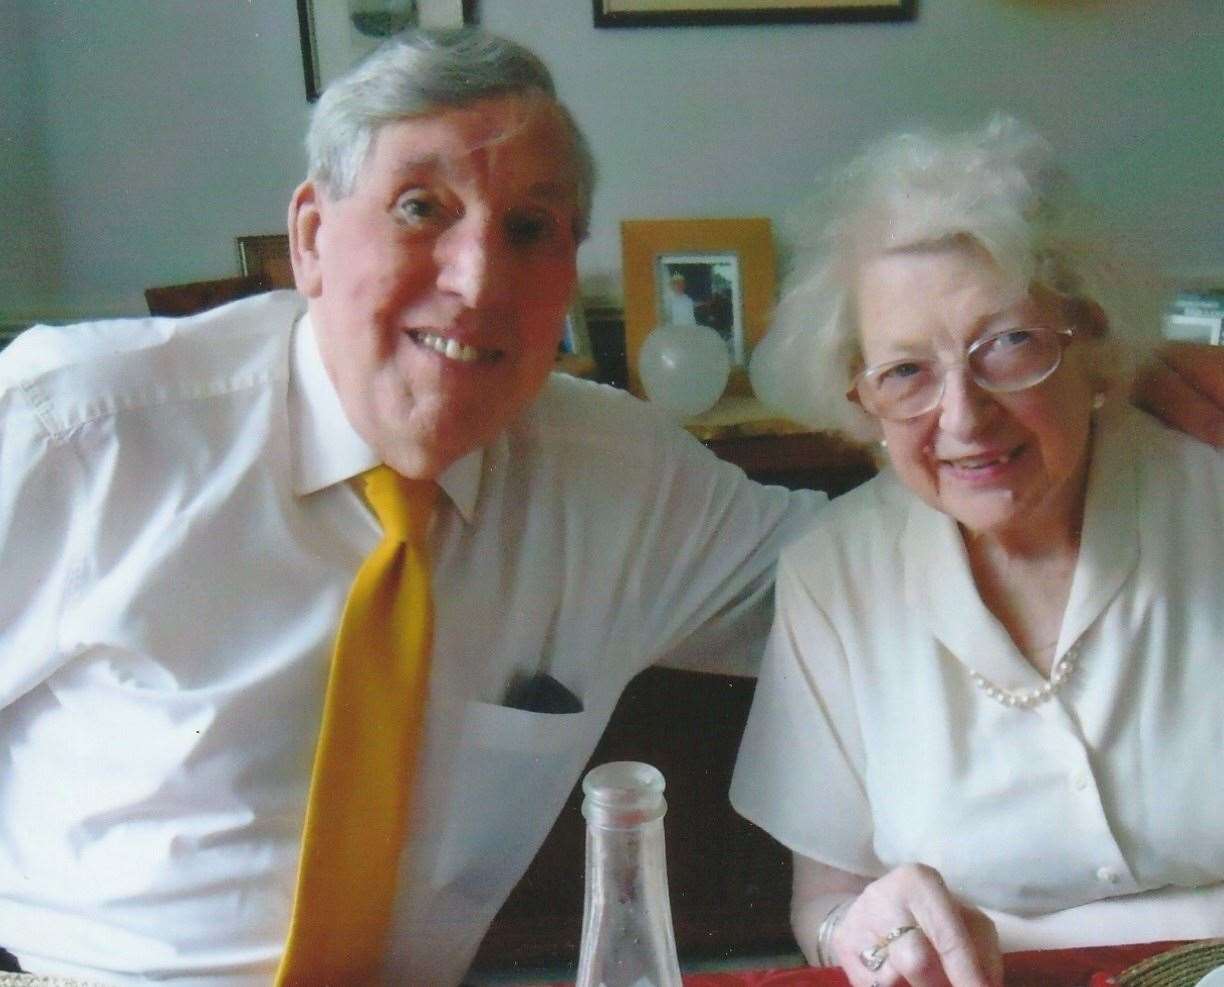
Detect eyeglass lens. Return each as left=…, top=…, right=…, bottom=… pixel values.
left=859, top=328, right=1065, bottom=419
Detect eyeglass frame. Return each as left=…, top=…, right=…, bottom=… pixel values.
left=846, top=325, right=1077, bottom=422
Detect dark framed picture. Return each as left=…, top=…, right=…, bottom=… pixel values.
left=593, top=0, right=915, bottom=28
left=559, top=300, right=593, bottom=359
left=297, top=0, right=478, bottom=101
left=236, top=234, right=294, bottom=289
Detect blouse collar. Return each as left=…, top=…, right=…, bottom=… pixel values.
left=901, top=413, right=1139, bottom=692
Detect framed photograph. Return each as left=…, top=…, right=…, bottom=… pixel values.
left=594, top=0, right=915, bottom=28
left=297, top=0, right=478, bottom=101
left=658, top=253, right=745, bottom=364
left=559, top=299, right=593, bottom=359
left=236, top=234, right=294, bottom=289
left=621, top=218, right=775, bottom=396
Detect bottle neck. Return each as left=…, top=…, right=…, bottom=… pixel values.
left=577, top=816, right=681, bottom=987
left=584, top=814, right=670, bottom=903
left=575, top=761, right=682, bottom=987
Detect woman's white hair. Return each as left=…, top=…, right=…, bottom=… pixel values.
left=750, top=113, right=1164, bottom=442
left=306, top=27, right=596, bottom=239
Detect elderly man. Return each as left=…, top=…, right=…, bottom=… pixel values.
left=0, top=27, right=1220, bottom=987
left=0, top=30, right=822, bottom=986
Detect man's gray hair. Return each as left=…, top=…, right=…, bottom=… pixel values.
left=306, top=28, right=596, bottom=238
left=750, top=114, right=1163, bottom=442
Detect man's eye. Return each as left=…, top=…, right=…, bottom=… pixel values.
left=395, top=195, right=440, bottom=223
left=880, top=361, right=924, bottom=382
left=505, top=212, right=555, bottom=245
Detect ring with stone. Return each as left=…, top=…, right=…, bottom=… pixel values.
left=859, top=923, right=920, bottom=971
left=859, top=943, right=888, bottom=972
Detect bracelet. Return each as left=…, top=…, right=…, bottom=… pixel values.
left=815, top=897, right=854, bottom=968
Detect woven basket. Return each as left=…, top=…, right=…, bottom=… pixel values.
left=1116, top=941, right=1224, bottom=987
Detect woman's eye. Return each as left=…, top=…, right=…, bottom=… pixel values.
left=993, top=328, right=1035, bottom=349
left=880, top=361, right=924, bottom=382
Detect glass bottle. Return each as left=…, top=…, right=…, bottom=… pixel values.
left=574, top=761, right=683, bottom=987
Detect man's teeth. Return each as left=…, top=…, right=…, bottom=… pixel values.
left=415, top=331, right=486, bottom=363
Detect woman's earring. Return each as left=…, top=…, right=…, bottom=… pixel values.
left=1092, top=392, right=1106, bottom=410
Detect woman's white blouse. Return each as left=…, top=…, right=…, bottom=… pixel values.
left=731, top=409, right=1224, bottom=937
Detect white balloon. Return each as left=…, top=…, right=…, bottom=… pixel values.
left=638, top=322, right=731, bottom=417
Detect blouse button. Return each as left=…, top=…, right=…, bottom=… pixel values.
left=1071, top=770, right=1090, bottom=791
left=1096, top=866, right=1120, bottom=884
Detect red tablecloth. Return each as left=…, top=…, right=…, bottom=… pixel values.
left=590, top=940, right=1192, bottom=987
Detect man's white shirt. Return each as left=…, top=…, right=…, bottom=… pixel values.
left=0, top=292, right=823, bottom=984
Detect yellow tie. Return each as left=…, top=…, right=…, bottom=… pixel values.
left=277, top=465, right=438, bottom=986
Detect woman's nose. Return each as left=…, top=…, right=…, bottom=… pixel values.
left=938, top=367, right=998, bottom=438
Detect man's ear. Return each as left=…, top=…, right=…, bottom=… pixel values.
left=288, top=180, right=324, bottom=298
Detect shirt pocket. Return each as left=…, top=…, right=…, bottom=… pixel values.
left=430, top=700, right=605, bottom=897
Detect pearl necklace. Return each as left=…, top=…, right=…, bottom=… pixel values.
left=968, top=646, right=1080, bottom=709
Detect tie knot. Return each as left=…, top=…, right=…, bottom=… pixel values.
left=361, top=465, right=437, bottom=543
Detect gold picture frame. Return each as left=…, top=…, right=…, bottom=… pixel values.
left=594, top=0, right=915, bottom=28
left=236, top=234, right=294, bottom=289
left=621, top=217, right=775, bottom=397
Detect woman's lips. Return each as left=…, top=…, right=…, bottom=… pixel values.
left=938, top=444, right=1027, bottom=481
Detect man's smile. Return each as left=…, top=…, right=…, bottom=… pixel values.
left=407, top=329, right=503, bottom=364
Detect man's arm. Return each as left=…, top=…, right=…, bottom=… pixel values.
left=632, top=426, right=826, bottom=677
left=1133, top=343, right=1224, bottom=447
left=0, top=349, right=84, bottom=709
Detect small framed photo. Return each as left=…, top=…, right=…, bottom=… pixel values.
left=236, top=234, right=294, bottom=289
left=297, top=0, right=477, bottom=101
left=657, top=253, right=745, bottom=365
left=559, top=300, right=593, bottom=358
left=594, top=0, right=915, bottom=28
left=621, top=218, right=776, bottom=396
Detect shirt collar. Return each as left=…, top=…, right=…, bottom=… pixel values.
left=287, top=311, right=482, bottom=521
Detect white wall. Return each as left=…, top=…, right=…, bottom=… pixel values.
left=0, top=0, right=60, bottom=316
left=2, top=0, right=1221, bottom=322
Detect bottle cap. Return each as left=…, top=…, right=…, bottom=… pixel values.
left=581, top=761, right=667, bottom=827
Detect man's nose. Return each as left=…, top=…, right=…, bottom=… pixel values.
left=938, top=366, right=997, bottom=438
left=435, top=217, right=506, bottom=308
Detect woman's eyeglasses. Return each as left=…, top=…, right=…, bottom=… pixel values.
left=848, top=326, right=1075, bottom=422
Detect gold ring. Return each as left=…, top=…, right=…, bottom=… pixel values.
left=882, top=923, right=919, bottom=945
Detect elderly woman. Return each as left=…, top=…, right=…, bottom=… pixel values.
left=730, top=115, right=1224, bottom=987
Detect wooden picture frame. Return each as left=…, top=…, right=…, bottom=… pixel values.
left=297, top=0, right=478, bottom=101
left=621, top=218, right=775, bottom=397
left=594, top=0, right=915, bottom=28
left=236, top=234, right=294, bottom=289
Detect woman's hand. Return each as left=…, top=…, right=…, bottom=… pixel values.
left=829, top=864, right=1003, bottom=987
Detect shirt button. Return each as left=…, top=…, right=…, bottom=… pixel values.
left=1096, top=866, right=1120, bottom=884
left=1071, top=770, right=1090, bottom=791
